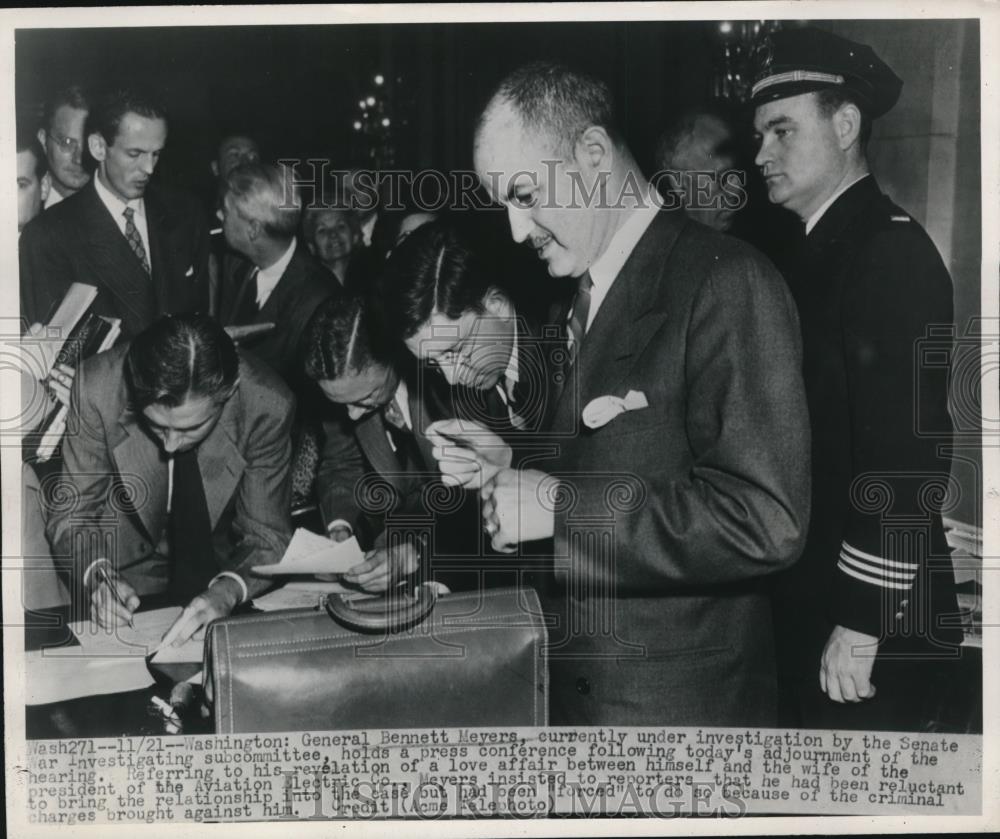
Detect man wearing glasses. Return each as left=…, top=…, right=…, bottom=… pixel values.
left=36, top=85, right=91, bottom=209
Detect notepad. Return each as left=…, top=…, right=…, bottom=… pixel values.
left=65, top=606, right=184, bottom=658
left=251, top=528, right=364, bottom=576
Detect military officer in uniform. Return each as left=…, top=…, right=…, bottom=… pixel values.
left=752, top=27, right=963, bottom=730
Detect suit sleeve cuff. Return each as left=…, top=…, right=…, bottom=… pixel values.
left=209, top=570, right=249, bottom=605
left=82, top=558, right=111, bottom=589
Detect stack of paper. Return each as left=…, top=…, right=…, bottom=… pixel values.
left=252, top=528, right=364, bottom=576
left=27, top=607, right=187, bottom=704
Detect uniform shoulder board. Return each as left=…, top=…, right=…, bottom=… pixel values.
left=890, top=214, right=911, bottom=222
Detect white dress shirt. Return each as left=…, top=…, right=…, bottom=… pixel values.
left=93, top=172, right=150, bottom=260
left=44, top=188, right=66, bottom=210
left=254, top=237, right=297, bottom=308
left=585, top=193, right=660, bottom=330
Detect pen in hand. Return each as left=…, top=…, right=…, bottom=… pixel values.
left=96, top=563, right=135, bottom=629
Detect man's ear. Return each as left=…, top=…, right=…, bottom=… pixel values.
left=247, top=218, right=263, bottom=242
left=210, top=160, right=219, bottom=178
left=482, top=287, right=513, bottom=320
left=575, top=125, right=614, bottom=171
left=87, top=132, right=107, bottom=164
left=36, top=127, right=47, bottom=148
left=835, top=102, right=863, bottom=150
left=40, top=171, right=51, bottom=203
left=222, top=377, right=241, bottom=403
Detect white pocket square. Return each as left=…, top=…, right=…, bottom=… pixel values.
left=582, top=390, right=649, bottom=429
left=184, top=266, right=194, bottom=277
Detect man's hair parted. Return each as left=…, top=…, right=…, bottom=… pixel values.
left=125, top=313, right=239, bottom=411
left=477, top=61, right=621, bottom=160
left=303, top=292, right=389, bottom=382
left=378, top=220, right=497, bottom=342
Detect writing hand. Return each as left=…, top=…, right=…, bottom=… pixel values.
left=90, top=571, right=140, bottom=630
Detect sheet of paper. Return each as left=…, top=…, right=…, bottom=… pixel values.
left=252, top=581, right=349, bottom=612
left=66, top=606, right=184, bottom=658
left=251, top=528, right=364, bottom=576
left=27, top=651, right=154, bottom=705
left=148, top=630, right=206, bottom=665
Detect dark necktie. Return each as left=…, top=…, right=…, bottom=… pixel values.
left=383, top=399, right=426, bottom=471
left=167, top=449, right=218, bottom=603
left=122, top=206, right=150, bottom=274
left=566, top=271, right=593, bottom=366
left=233, top=266, right=261, bottom=324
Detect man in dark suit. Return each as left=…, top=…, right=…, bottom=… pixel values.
left=751, top=28, right=962, bottom=730
left=304, top=294, right=467, bottom=592
left=216, top=162, right=332, bottom=388
left=216, top=162, right=333, bottom=516
left=45, top=314, right=293, bottom=646
left=470, top=62, right=811, bottom=726
left=20, top=88, right=209, bottom=334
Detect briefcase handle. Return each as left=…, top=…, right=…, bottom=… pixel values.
left=324, top=584, right=437, bottom=634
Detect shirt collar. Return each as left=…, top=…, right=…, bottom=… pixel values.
left=93, top=171, right=144, bottom=220
left=503, top=318, right=519, bottom=400
left=588, top=193, right=660, bottom=299
left=805, top=173, right=870, bottom=235
left=392, top=377, right=413, bottom=430
left=255, top=237, right=297, bottom=303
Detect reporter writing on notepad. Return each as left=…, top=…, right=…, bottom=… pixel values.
left=46, top=313, right=293, bottom=645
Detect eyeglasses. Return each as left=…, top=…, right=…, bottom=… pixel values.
left=49, top=133, right=81, bottom=155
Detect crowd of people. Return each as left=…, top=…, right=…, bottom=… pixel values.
left=17, top=26, right=968, bottom=732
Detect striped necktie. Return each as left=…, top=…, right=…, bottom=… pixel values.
left=122, top=206, right=150, bottom=274
left=566, top=271, right=593, bottom=365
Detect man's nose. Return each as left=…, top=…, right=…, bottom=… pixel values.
left=506, top=205, right=534, bottom=244
left=754, top=139, right=770, bottom=169
left=140, top=155, right=157, bottom=175
left=70, top=143, right=82, bottom=165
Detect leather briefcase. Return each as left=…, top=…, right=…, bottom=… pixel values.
left=204, top=585, right=548, bottom=733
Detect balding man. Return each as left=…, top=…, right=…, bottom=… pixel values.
left=467, top=62, right=811, bottom=726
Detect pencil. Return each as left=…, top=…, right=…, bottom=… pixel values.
left=96, top=563, right=134, bottom=629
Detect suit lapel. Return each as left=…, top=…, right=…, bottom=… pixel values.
left=406, top=386, right=436, bottom=471
left=112, top=413, right=168, bottom=544
left=257, top=244, right=305, bottom=322
left=144, top=188, right=173, bottom=314
left=79, top=185, right=157, bottom=332
left=552, top=211, right=680, bottom=428
left=356, top=414, right=407, bottom=487
left=196, top=390, right=246, bottom=530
